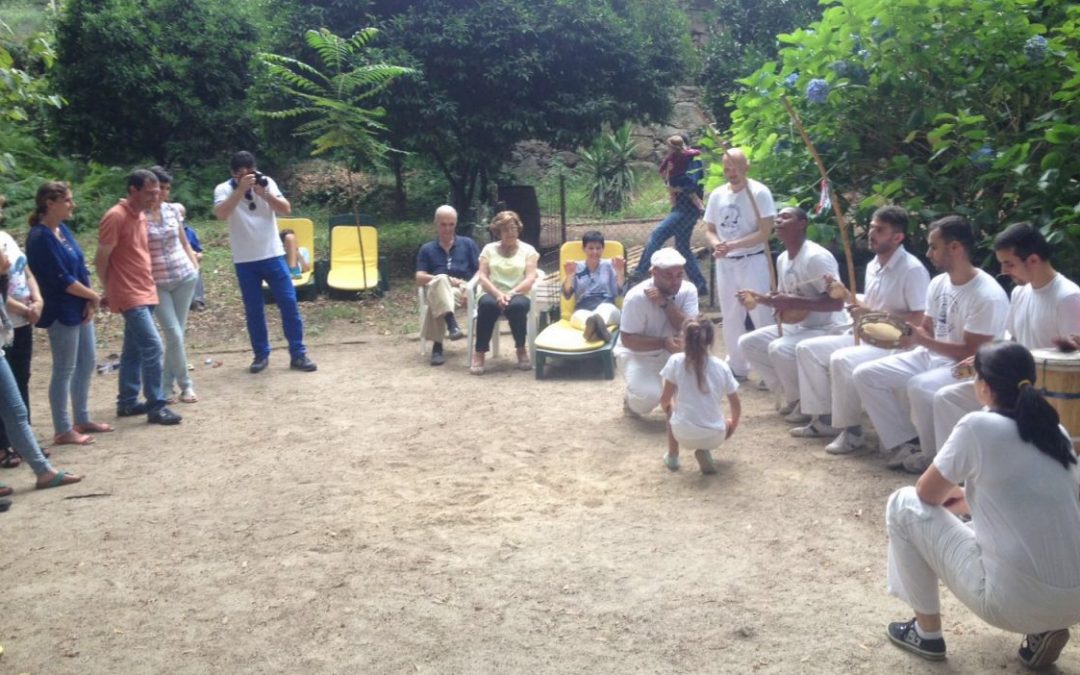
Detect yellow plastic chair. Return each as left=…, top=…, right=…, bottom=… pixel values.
left=263, top=217, right=316, bottom=298
left=533, top=240, right=625, bottom=380
left=327, top=225, right=381, bottom=293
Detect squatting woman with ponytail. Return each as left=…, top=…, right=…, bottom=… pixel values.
left=884, top=341, right=1080, bottom=669
left=25, top=182, right=112, bottom=447
left=658, top=316, right=741, bottom=474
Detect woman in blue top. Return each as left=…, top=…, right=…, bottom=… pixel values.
left=25, top=181, right=112, bottom=446
left=560, top=230, right=624, bottom=342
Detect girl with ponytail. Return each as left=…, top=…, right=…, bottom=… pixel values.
left=884, top=341, right=1080, bottom=668
left=658, top=316, right=741, bottom=474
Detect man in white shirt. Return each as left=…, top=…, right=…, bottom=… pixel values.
left=615, top=248, right=699, bottom=416
left=214, top=151, right=316, bottom=373
left=703, top=148, right=776, bottom=379
left=789, top=206, right=930, bottom=450
left=931, top=222, right=1080, bottom=453
left=852, top=216, right=1008, bottom=472
left=737, top=206, right=847, bottom=417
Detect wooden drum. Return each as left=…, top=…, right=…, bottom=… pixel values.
left=1031, top=348, right=1080, bottom=445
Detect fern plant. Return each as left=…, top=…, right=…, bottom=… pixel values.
left=579, top=122, right=638, bottom=214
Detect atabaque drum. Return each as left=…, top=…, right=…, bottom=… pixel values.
left=1031, top=347, right=1080, bottom=445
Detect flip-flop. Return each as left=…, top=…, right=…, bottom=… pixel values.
left=0, top=482, right=12, bottom=497
left=53, top=431, right=95, bottom=446
left=0, top=448, right=21, bottom=469
left=74, top=422, right=114, bottom=434
left=35, top=470, right=82, bottom=490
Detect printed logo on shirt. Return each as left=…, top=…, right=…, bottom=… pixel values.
left=716, top=203, right=743, bottom=240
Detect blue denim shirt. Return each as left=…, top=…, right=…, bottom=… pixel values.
left=416, top=236, right=480, bottom=281
left=25, top=222, right=91, bottom=327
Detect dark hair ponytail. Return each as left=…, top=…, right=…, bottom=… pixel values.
left=682, top=316, right=714, bottom=394
left=975, top=342, right=1076, bottom=469
left=28, top=181, right=70, bottom=227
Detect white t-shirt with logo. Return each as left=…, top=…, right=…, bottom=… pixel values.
left=0, top=230, right=32, bottom=328
left=614, top=279, right=699, bottom=358
left=925, top=269, right=1009, bottom=344
left=703, top=179, right=776, bottom=256
left=863, top=249, right=930, bottom=315
left=213, top=176, right=287, bottom=264
left=1006, top=273, right=1080, bottom=349
left=777, top=239, right=846, bottom=329
left=661, top=352, right=739, bottom=436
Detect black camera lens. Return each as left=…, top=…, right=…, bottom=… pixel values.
left=253, top=172, right=269, bottom=188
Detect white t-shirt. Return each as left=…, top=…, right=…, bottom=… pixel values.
left=213, top=176, right=287, bottom=264
left=926, top=269, right=1009, bottom=343
left=703, top=179, right=775, bottom=256
left=0, top=230, right=32, bottom=329
left=661, top=352, right=739, bottom=434
left=777, top=239, right=846, bottom=329
left=1006, top=273, right=1080, bottom=349
left=936, top=411, right=1080, bottom=586
left=614, top=279, right=699, bottom=358
left=863, top=249, right=930, bottom=315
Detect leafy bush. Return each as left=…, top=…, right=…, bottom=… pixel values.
left=286, top=159, right=376, bottom=212
left=579, top=123, right=638, bottom=214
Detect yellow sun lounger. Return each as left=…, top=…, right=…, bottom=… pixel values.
left=263, top=217, right=316, bottom=299
left=327, top=225, right=381, bottom=293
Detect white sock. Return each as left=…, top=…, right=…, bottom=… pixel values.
left=914, top=621, right=943, bottom=640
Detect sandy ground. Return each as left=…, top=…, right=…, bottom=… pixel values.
left=1, top=326, right=1078, bottom=674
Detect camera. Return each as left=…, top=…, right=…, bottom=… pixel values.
left=253, top=171, right=269, bottom=188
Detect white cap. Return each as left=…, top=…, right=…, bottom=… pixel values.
left=650, top=247, right=686, bottom=270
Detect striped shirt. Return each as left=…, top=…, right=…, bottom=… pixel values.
left=147, top=203, right=197, bottom=285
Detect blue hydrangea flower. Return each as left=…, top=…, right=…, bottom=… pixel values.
left=969, top=145, right=994, bottom=170
left=830, top=61, right=851, bottom=77
left=1024, top=35, right=1048, bottom=63
left=857, top=49, right=869, bottom=60
left=806, top=79, right=829, bottom=104
left=784, top=73, right=799, bottom=88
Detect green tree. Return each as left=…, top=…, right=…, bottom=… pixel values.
left=0, top=19, right=63, bottom=175
left=51, top=0, right=265, bottom=165
left=579, top=123, right=638, bottom=214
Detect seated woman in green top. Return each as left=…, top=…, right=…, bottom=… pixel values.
left=472, top=211, right=539, bottom=375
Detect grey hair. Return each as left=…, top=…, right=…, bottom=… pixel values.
left=434, top=204, right=458, bottom=223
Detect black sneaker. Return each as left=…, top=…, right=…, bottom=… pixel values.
left=147, top=407, right=182, bottom=425
left=887, top=618, right=946, bottom=661
left=290, top=355, right=318, bottom=372
left=249, top=356, right=269, bottom=373
left=430, top=346, right=446, bottom=366
left=117, top=402, right=150, bottom=417
left=447, top=326, right=465, bottom=341
left=1018, top=629, right=1069, bottom=669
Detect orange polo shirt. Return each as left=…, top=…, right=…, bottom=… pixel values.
left=99, top=199, right=158, bottom=313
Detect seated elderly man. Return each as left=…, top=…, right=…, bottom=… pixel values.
left=615, top=247, right=699, bottom=416
left=415, top=205, right=480, bottom=366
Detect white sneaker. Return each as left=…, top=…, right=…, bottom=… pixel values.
left=902, top=450, right=933, bottom=474
left=791, top=417, right=841, bottom=439
left=825, top=429, right=867, bottom=454
left=884, top=442, right=921, bottom=469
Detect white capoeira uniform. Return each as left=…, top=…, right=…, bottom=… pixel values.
left=615, top=279, right=699, bottom=415
left=887, top=413, right=1080, bottom=633
left=795, top=248, right=930, bottom=425
left=738, top=240, right=847, bottom=405
left=704, top=179, right=776, bottom=378
left=660, top=352, right=739, bottom=450
left=853, top=269, right=1008, bottom=452
left=932, top=273, right=1080, bottom=450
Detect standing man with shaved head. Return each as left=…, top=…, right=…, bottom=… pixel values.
left=703, top=148, right=776, bottom=380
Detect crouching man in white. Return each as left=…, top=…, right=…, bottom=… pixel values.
left=791, top=205, right=930, bottom=449
left=615, top=248, right=699, bottom=416
left=737, top=206, right=847, bottom=420
left=932, top=222, right=1080, bottom=454
left=853, top=216, right=1008, bottom=472
left=884, top=342, right=1080, bottom=669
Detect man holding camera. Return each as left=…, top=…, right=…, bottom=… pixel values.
left=214, top=151, right=316, bottom=373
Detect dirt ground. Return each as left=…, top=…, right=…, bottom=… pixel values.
left=1, top=323, right=1078, bottom=674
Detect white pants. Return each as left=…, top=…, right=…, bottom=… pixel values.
left=852, top=349, right=953, bottom=451
left=715, top=254, right=774, bottom=377
left=933, top=380, right=980, bottom=453
left=886, top=486, right=1080, bottom=633
left=617, top=350, right=670, bottom=415
left=796, top=335, right=895, bottom=422
left=670, top=420, right=727, bottom=451
left=420, top=275, right=466, bottom=343
left=739, top=324, right=831, bottom=405
left=569, top=303, right=621, bottom=331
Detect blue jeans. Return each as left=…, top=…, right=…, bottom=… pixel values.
left=234, top=256, right=307, bottom=359
left=0, top=354, right=51, bottom=475
left=47, top=321, right=97, bottom=435
left=118, top=305, right=166, bottom=411
left=156, top=273, right=198, bottom=392
left=635, top=203, right=708, bottom=291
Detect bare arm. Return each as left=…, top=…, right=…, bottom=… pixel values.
left=915, top=464, right=964, bottom=508
left=660, top=379, right=676, bottom=415
left=510, top=257, right=538, bottom=295
left=214, top=175, right=251, bottom=220
left=94, top=242, right=115, bottom=299
left=178, top=221, right=199, bottom=269
left=7, top=267, right=44, bottom=324
left=255, top=184, right=291, bottom=216
left=908, top=329, right=994, bottom=362
left=726, top=392, right=742, bottom=438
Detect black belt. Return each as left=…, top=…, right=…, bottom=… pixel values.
left=723, top=250, right=765, bottom=260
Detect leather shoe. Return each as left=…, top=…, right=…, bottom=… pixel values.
left=290, top=354, right=318, bottom=372
left=147, top=407, right=182, bottom=425
left=117, top=402, right=150, bottom=417
left=447, top=327, right=465, bottom=341
left=430, top=350, right=446, bottom=366
left=249, top=356, right=269, bottom=373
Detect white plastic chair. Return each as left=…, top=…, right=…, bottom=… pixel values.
left=465, top=274, right=540, bottom=368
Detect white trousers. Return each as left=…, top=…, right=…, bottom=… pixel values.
left=715, top=254, right=774, bottom=377
left=852, top=349, right=953, bottom=451
left=886, top=486, right=1080, bottom=633
left=933, top=380, right=980, bottom=453
left=569, top=303, right=621, bottom=330
left=420, top=275, right=465, bottom=343
left=617, top=350, right=670, bottom=415
left=670, top=421, right=727, bottom=451
left=796, top=334, right=895, bottom=423
left=739, top=324, right=831, bottom=405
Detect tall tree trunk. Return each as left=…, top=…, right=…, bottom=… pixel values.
left=391, top=154, right=406, bottom=216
